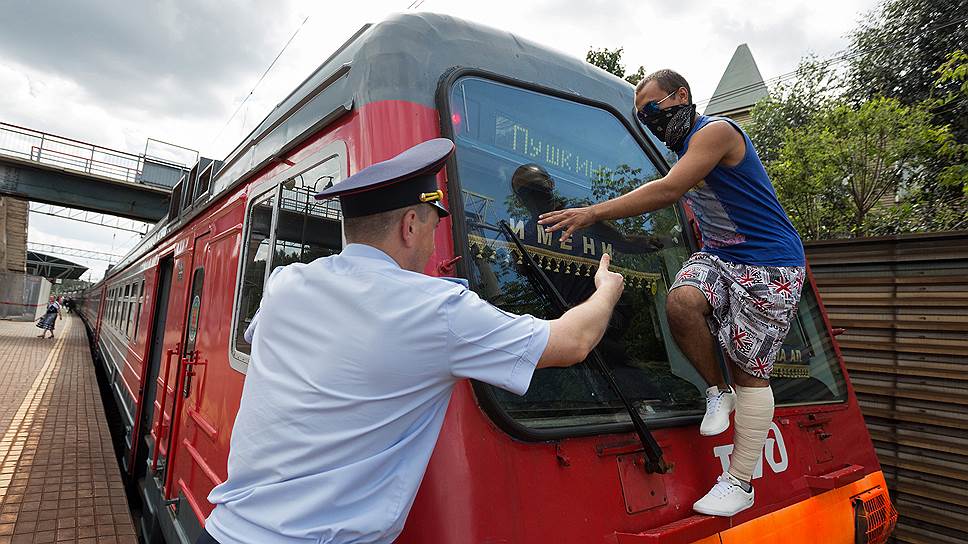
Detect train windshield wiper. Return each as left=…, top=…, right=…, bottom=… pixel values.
left=496, top=220, right=671, bottom=474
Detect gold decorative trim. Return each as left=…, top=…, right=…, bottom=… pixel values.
left=467, top=234, right=661, bottom=292
left=771, top=363, right=811, bottom=379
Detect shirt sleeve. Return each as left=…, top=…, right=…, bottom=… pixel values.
left=243, top=266, right=285, bottom=343
left=445, top=287, right=551, bottom=396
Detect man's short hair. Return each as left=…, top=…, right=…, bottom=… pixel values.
left=635, top=69, right=692, bottom=104
left=344, top=204, right=434, bottom=244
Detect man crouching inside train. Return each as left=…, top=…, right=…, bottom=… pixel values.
left=540, top=69, right=806, bottom=517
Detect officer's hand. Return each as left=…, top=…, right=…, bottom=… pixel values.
left=594, top=253, right=624, bottom=301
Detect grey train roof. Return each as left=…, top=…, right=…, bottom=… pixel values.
left=212, top=12, right=644, bottom=196
left=108, top=12, right=656, bottom=278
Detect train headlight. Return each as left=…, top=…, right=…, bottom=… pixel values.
left=852, top=486, right=897, bottom=544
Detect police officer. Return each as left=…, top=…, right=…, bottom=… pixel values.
left=199, top=138, right=625, bottom=544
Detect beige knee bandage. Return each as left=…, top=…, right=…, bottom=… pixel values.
left=728, top=384, right=775, bottom=483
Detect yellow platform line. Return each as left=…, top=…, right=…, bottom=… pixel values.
left=0, top=319, right=73, bottom=501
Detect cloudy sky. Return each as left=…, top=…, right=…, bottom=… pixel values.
left=0, top=0, right=881, bottom=280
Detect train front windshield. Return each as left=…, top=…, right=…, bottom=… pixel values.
left=449, top=76, right=703, bottom=429
left=448, top=76, right=848, bottom=432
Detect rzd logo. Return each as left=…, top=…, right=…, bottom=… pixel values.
left=712, top=422, right=789, bottom=479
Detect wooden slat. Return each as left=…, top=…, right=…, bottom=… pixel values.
left=806, top=231, right=968, bottom=544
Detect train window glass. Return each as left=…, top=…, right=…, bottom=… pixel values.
left=273, top=156, right=343, bottom=267
left=123, top=284, right=132, bottom=336
left=134, top=279, right=145, bottom=339
left=168, top=181, right=183, bottom=221
left=449, top=76, right=703, bottom=430
left=234, top=193, right=276, bottom=355
left=185, top=268, right=204, bottom=354
left=128, top=281, right=139, bottom=338
left=183, top=164, right=198, bottom=211
left=771, top=282, right=848, bottom=404
left=194, top=163, right=212, bottom=202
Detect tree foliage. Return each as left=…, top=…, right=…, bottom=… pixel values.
left=586, top=47, right=646, bottom=86
left=746, top=58, right=838, bottom=163
left=768, top=97, right=966, bottom=237
left=846, top=0, right=968, bottom=142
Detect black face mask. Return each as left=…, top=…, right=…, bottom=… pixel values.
left=642, top=103, right=696, bottom=152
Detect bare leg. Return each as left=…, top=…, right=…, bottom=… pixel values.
left=666, top=286, right=728, bottom=389
left=730, top=361, right=768, bottom=388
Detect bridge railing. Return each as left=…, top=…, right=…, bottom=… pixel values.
left=0, top=122, right=190, bottom=188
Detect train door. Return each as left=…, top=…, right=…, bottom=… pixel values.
left=159, top=230, right=216, bottom=543
left=134, top=255, right=174, bottom=542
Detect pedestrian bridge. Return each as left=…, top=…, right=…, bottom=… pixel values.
left=0, top=122, right=195, bottom=222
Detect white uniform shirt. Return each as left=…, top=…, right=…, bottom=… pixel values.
left=206, top=244, right=550, bottom=544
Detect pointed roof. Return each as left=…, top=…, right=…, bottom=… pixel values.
left=704, top=44, right=768, bottom=116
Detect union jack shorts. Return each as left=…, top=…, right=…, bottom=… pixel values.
left=670, top=252, right=805, bottom=379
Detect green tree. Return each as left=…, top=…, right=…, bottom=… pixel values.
left=585, top=47, right=646, bottom=86
left=932, top=50, right=968, bottom=195
left=846, top=0, right=968, bottom=141
left=769, top=124, right=853, bottom=239
left=747, top=58, right=839, bottom=163
left=769, top=96, right=964, bottom=237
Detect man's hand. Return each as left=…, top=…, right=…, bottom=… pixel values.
left=594, top=253, right=624, bottom=302
left=538, top=253, right=624, bottom=368
left=538, top=206, right=597, bottom=242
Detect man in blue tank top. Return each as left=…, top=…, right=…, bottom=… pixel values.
left=540, top=69, right=806, bottom=518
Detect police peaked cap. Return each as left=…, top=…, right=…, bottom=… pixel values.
left=314, top=138, right=454, bottom=218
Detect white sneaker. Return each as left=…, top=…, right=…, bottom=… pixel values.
left=700, top=385, right=735, bottom=436
left=693, top=472, right=754, bottom=517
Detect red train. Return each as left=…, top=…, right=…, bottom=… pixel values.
left=77, top=12, right=896, bottom=544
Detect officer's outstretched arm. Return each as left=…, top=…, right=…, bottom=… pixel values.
left=538, top=254, right=624, bottom=368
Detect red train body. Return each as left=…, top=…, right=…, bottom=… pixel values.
left=77, top=13, right=895, bottom=544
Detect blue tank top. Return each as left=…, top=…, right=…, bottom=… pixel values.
left=677, top=115, right=804, bottom=267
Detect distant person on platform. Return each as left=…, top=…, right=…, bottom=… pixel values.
left=539, top=69, right=805, bottom=517
left=36, top=295, right=61, bottom=339
left=199, top=138, right=625, bottom=544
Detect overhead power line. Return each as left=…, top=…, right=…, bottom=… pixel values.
left=694, top=14, right=968, bottom=109
left=27, top=242, right=123, bottom=263
left=29, top=203, right=151, bottom=236
left=211, top=15, right=312, bottom=146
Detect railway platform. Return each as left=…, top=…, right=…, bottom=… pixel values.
left=0, top=315, right=137, bottom=543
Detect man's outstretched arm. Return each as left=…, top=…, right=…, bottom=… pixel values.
left=538, top=122, right=735, bottom=241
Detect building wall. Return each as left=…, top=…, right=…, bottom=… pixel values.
left=0, top=196, right=28, bottom=273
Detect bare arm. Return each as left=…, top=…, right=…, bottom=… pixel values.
left=537, top=253, right=624, bottom=368
left=538, top=122, right=738, bottom=241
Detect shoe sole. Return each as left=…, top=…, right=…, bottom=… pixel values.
left=693, top=500, right=754, bottom=517
left=700, top=415, right=733, bottom=436
left=699, top=421, right=730, bottom=436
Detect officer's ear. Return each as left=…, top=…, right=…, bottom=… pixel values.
left=400, top=208, right=419, bottom=247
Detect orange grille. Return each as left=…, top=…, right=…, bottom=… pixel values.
left=852, top=487, right=897, bottom=544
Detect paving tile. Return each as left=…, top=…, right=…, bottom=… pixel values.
left=0, top=319, right=137, bottom=543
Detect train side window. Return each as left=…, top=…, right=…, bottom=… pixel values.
left=123, top=283, right=132, bottom=337
left=134, top=279, right=144, bottom=339
left=771, top=282, right=848, bottom=404
left=234, top=193, right=276, bottom=356
left=230, top=149, right=345, bottom=370
left=127, top=281, right=139, bottom=338
left=273, top=156, right=343, bottom=267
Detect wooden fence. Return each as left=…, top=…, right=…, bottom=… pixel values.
left=805, top=231, right=968, bottom=544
